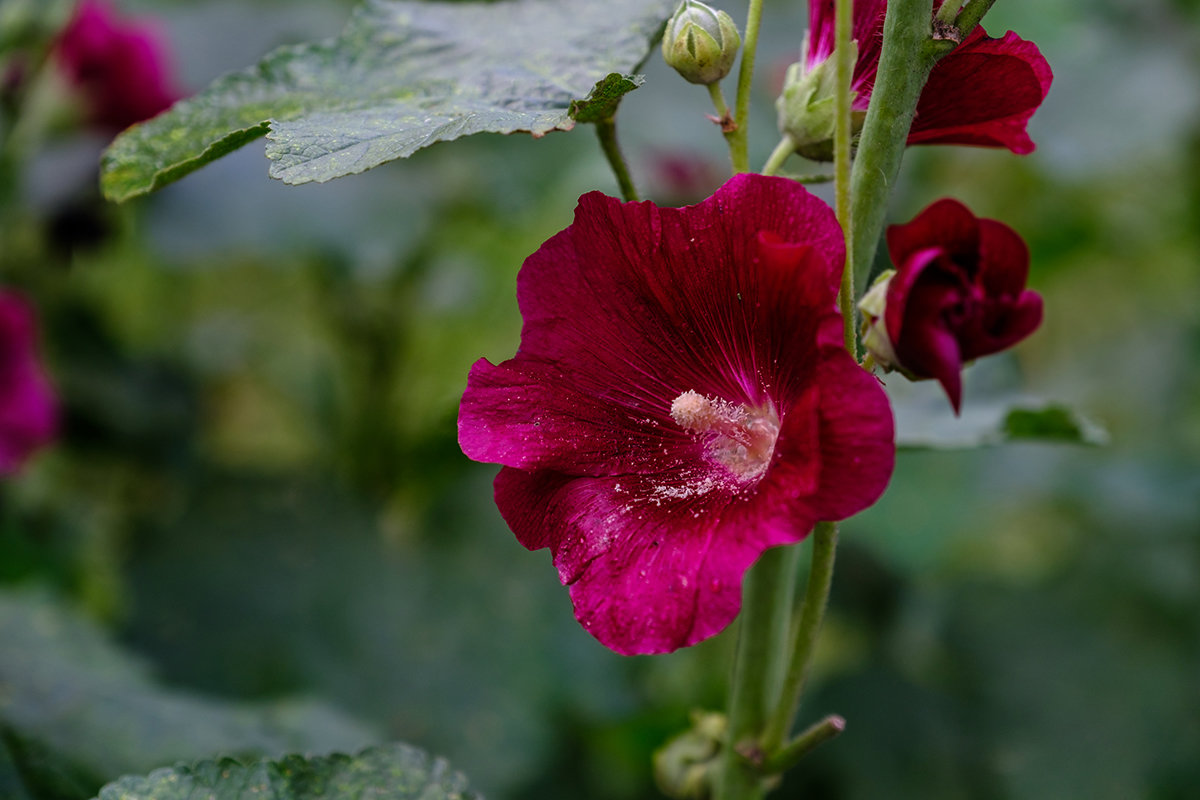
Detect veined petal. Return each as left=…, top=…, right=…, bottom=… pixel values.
left=908, top=28, right=1053, bottom=154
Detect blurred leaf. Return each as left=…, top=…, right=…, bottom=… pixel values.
left=896, top=401, right=1108, bottom=450
left=100, top=0, right=676, bottom=201
left=0, top=589, right=378, bottom=791
left=1000, top=405, right=1108, bottom=444
left=95, top=743, right=479, bottom=800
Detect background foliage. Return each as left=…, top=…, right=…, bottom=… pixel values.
left=2, top=0, right=1198, bottom=798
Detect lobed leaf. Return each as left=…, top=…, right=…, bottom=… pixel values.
left=100, top=0, right=676, bottom=201
left=94, top=743, right=480, bottom=800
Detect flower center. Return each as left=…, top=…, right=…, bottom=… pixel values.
left=670, top=390, right=781, bottom=482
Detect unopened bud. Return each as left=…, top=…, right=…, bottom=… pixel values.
left=653, top=711, right=727, bottom=799
left=776, top=41, right=862, bottom=161
left=858, top=269, right=899, bottom=370
left=662, top=0, right=741, bottom=86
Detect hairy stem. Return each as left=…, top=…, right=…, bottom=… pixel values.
left=849, top=0, right=939, bottom=291
left=833, top=0, right=856, bottom=354
left=716, top=545, right=801, bottom=800
left=595, top=118, right=639, bottom=202
left=761, top=137, right=796, bottom=177
left=729, top=0, right=765, bottom=173
left=954, top=0, right=1000, bottom=36
left=761, top=522, right=839, bottom=752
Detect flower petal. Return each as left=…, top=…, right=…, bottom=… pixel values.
left=908, top=28, right=1053, bottom=154
left=494, top=466, right=815, bottom=655
left=886, top=197, right=980, bottom=269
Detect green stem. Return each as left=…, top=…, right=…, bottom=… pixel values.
left=760, top=522, right=839, bottom=752
left=833, top=0, right=856, bottom=355
left=594, top=118, right=639, bottom=202
left=934, top=0, right=961, bottom=25
left=954, top=0, right=999, bottom=36
left=761, top=137, right=795, bottom=177
left=849, top=0, right=939, bottom=292
left=708, top=82, right=739, bottom=168
left=762, top=715, right=846, bottom=774
left=728, top=0, right=765, bottom=173
left=716, top=545, right=801, bottom=800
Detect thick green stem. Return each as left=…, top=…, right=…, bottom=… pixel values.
left=594, top=118, right=639, bottom=202
left=716, top=545, right=801, bottom=800
left=760, top=522, right=839, bottom=752
left=849, top=0, right=938, bottom=292
left=833, top=0, right=856, bottom=355
left=728, top=0, right=765, bottom=173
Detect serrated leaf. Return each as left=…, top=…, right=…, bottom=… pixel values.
left=94, top=743, right=480, bottom=800
left=896, top=401, right=1108, bottom=450
left=100, top=0, right=676, bottom=201
left=569, top=73, right=644, bottom=124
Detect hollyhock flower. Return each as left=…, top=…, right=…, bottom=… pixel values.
left=459, top=174, right=894, bottom=655
left=859, top=198, right=1043, bottom=413
left=800, top=0, right=1052, bottom=154
left=0, top=292, right=58, bottom=476
left=56, top=0, right=180, bottom=132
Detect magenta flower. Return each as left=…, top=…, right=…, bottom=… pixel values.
left=860, top=198, right=1043, bottom=413
left=56, top=0, right=179, bottom=132
left=0, top=292, right=58, bottom=476
left=458, top=175, right=894, bottom=655
left=806, top=0, right=1052, bottom=154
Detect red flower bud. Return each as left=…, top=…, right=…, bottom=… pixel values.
left=861, top=199, right=1043, bottom=413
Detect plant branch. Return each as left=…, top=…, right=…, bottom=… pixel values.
left=833, top=0, right=856, bottom=355
left=762, top=715, right=846, bottom=774
left=761, top=522, right=839, bottom=752
left=728, top=0, right=765, bottom=173
left=716, top=545, right=801, bottom=800
left=954, top=0, right=1000, bottom=37
left=848, top=0, right=939, bottom=292
left=594, top=118, right=639, bottom=202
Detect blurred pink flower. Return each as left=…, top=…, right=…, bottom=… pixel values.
left=0, top=292, right=58, bottom=476
left=56, top=0, right=180, bottom=132
left=459, top=174, right=894, bottom=655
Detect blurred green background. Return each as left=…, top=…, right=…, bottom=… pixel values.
left=1, top=0, right=1198, bottom=798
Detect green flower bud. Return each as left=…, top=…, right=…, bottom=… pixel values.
left=653, top=711, right=726, bottom=799
left=661, top=0, right=741, bottom=86
left=858, top=269, right=899, bottom=370
left=776, top=42, right=863, bottom=162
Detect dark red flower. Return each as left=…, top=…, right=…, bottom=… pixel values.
left=806, top=0, right=1052, bottom=154
left=0, top=292, right=58, bottom=476
left=56, top=0, right=179, bottom=132
left=458, top=174, right=894, bottom=655
left=861, top=198, right=1043, bottom=412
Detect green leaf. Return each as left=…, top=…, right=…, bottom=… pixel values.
left=0, top=589, right=378, bottom=791
left=897, top=401, right=1108, bottom=450
left=94, top=743, right=479, bottom=800
left=100, top=0, right=676, bottom=201
left=568, top=73, right=645, bottom=124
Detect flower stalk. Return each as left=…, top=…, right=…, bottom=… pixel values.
left=849, top=0, right=941, bottom=291
left=728, top=0, right=765, bottom=172
left=833, top=0, right=856, bottom=354
left=594, top=117, right=640, bottom=202
left=760, top=521, right=840, bottom=752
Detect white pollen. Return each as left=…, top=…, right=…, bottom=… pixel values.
left=668, top=388, right=781, bottom=483
left=670, top=390, right=715, bottom=431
